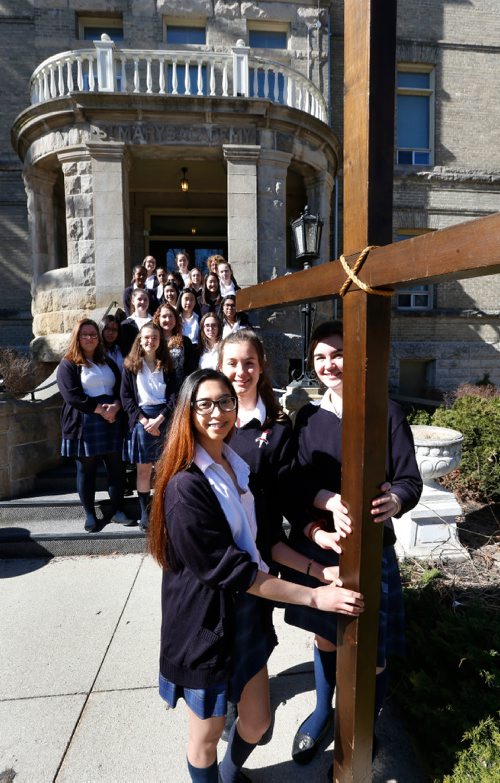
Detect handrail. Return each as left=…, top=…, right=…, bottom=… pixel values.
left=29, top=39, right=327, bottom=123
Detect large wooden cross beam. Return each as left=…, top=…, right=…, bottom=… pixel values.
left=237, top=1, right=500, bottom=780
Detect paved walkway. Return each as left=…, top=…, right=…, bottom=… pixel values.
left=0, top=554, right=426, bottom=782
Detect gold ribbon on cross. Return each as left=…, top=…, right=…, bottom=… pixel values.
left=339, top=246, right=394, bottom=297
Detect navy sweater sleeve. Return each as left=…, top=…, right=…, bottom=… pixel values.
left=56, top=359, right=100, bottom=414
left=165, top=470, right=258, bottom=593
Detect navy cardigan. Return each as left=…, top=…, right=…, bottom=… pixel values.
left=285, top=399, right=423, bottom=548
left=56, top=357, right=122, bottom=440
left=120, top=366, right=177, bottom=431
left=160, top=465, right=259, bottom=688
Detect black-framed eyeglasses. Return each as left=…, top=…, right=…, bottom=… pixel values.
left=192, top=395, right=237, bottom=415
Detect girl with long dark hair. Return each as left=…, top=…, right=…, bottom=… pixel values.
left=149, top=368, right=364, bottom=783
left=152, top=303, right=198, bottom=387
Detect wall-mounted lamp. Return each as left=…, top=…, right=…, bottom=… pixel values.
left=180, top=167, right=189, bottom=192
left=191, top=227, right=197, bottom=235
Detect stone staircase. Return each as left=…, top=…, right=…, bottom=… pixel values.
left=0, top=462, right=147, bottom=558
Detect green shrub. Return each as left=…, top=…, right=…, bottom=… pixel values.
left=443, top=716, right=500, bottom=783
left=407, top=385, right=500, bottom=503
left=431, top=395, right=500, bottom=502
left=392, top=576, right=500, bottom=781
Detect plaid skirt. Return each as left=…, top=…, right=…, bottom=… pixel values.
left=61, top=397, right=123, bottom=458
left=159, top=592, right=277, bottom=719
left=283, top=541, right=405, bottom=667
left=126, top=404, right=168, bottom=464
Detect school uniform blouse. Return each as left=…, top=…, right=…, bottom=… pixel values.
left=120, top=366, right=177, bottom=431
left=181, top=313, right=200, bottom=344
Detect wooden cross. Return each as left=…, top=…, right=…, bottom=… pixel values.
left=237, top=1, right=500, bottom=780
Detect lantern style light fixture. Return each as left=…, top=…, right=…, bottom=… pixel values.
left=289, top=205, right=323, bottom=386
left=290, top=205, right=323, bottom=262
left=180, top=167, right=189, bottom=192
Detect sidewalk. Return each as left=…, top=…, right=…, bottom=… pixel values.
left=0, top=554, right=426, bottom=782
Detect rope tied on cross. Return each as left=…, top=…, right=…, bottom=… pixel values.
left=339, top=246, right=395, bottom=297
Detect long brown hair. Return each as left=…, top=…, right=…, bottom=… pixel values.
left=64, top=318, right=106, bottom=367
left=123, top=322, right=173, bottom=375
left=218, top=329, right=287, bottom=426
left=152, top=303, right=184, bottom=350
left=149, top=369, right=237, bottom=568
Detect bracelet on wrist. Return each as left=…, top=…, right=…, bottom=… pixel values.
left=308, top=522, right=323, bottom=542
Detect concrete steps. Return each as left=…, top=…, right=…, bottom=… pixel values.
left=0, top=463, right=147, bottom=558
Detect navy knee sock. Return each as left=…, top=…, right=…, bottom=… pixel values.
left=219, top=723, right=257, bottom=782
left=75, top=457, right=97, bottom=519
left=299, top=647, right=336, bottom=739
left=187, top=758, right=218, bottom=783
left=137, top=491, right=150, bottom=525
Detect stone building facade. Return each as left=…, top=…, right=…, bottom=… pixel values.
left=1, top=0, right=500, bottom=393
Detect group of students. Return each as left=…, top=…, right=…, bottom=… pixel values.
left=56, top=310, right=422, bottom=780
left=121, top=253, right=250, bottom=359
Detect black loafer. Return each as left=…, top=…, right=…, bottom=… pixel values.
left=292, top=711, right=332, bottom=765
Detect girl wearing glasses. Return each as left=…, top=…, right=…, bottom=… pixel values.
left=56, top=318, right=130, bottom=532
left=99, top=314, right=124, bottom=371
left=121, top=323, right=177, bottom=531
left=220, top=295, right=250, bottom=339
left=149, top=368, right=364, bottom=783
left=198, top=313, right=222, bottom=370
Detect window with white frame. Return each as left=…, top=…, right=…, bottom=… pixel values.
left=78, top=16, right=123, bottom=41
left=396, top=66, right=434, bottom=166
left=395, top=230, right=433, bottom=310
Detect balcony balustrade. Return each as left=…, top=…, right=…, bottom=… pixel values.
left=29, top=37, right=327, bottom=124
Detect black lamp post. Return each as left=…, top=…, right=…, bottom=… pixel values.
left=290, top=206, right=323, bottom=383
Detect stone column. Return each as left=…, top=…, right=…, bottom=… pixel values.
left=87, top=142, right=130, bottom=309
left=223, top=144, right=260, bottom=287
left=22, top=166, right=58, bottom=284
left=257, top=149, right=292, bottom=281
left=305, top=169, right=334, bottom=263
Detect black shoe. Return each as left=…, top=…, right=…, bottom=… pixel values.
left=218, top=768, right=250, bottom=783
left=292, top=711, right=332, bottom=765
left=221, top=702, right=238, bottom=742
left=84, top=515, right=98, bottom=533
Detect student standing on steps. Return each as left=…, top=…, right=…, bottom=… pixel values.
left=57, top=318, right=131, bottom=532
left=148, top=368, right=364, bottom=783
left=121, top=322, right=177, bottom=531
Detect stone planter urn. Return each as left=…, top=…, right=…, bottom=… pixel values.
left=411, top=425, right=463, bottom=488
left=393, top=425, right=468, bottom=562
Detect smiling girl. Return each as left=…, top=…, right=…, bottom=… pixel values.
left=177, top=287, right=200, bottom=346
left=284, top=321, right=423, bottom=766
left=121, top=323, right=177, bottom=531
left=149, top=368, right=364, bottom=783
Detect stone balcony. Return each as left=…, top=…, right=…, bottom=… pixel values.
left=29, top=37, right=328, bottom=125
